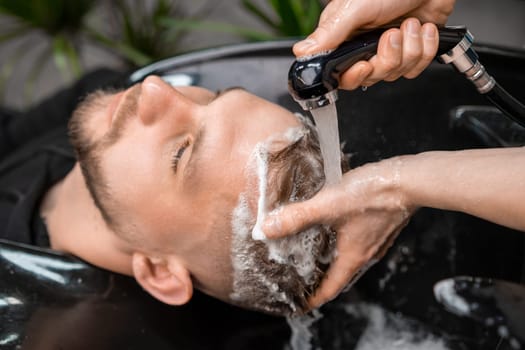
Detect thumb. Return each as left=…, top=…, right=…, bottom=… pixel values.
left=262, top=199, right=327, bottom=239
left=293, top=26, right=352, bottom=58
left=293, top=5, right=359, bottom=57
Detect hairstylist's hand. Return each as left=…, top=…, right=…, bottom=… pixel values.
left=295, top=0, right=455, bottom=89
left=262, top=158, right=416, bottom=308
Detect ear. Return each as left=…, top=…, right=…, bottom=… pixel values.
left=131, top=252, right=193, bottom=305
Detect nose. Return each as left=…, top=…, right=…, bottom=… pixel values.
left=138, top=75, right=195, bottom=126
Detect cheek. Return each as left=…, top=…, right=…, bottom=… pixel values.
left=195, top=158, right=248, bottom=203
left=101, top=146, right=173, bottom=226
left=105, top=149, right=158, bottom=197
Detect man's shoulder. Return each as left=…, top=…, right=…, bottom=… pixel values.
left=0, top=126, right=75, bottom=245
left=0, top=126, right=73, bottom=182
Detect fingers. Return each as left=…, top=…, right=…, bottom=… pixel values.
left=359, top=29, right=404, bottom=86
left=308, top=250, right=366, bottom=308
left=338, top=28, right=402, bottom=89
left=403, top=23, right=439, bottom=79
left=307, top=210, right=411, bottom=308
left=338, top=19, right=439, bottom=90
left=308, top=224, right=404, bottom=308
left=337, top=62, right=374, bottom=91
left=383, top=19, right=424, bottom=82
left=262, top=184, right=345, bottom=239
left=262, top=198, right=327, bottom=239
left=295, top=0, right=453, bottom=59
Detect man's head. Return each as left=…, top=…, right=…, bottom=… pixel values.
left=68, top=75, right=333, bottom=315
left=229, top=123, right=335, bottom=315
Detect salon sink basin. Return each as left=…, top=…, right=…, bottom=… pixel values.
left=2, top=40, right=525, bottom=349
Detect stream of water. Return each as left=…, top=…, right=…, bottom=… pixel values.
left=310, top=104, right=342, bottom=185
left=285, top=104, right=343, bottom=350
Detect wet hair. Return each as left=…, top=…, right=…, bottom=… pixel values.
left=229, top=115, right=339, bottom=316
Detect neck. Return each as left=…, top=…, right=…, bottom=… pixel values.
left=41, top=163, right=133, bottom=275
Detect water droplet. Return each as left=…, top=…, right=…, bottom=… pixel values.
left=361, top=86, right=368, bottom=91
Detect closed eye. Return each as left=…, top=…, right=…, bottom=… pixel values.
left=171, top=139, right=190, bottom=174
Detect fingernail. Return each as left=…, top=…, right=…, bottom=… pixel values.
left=262, top=211, right=282, bottom=237
left=408, top=19, right=419, bottom=36
left=423, top=25, right=436, bottom=39
left=295, top=39, right=318, bottom=53
left=389, top=32, right=401, bottom=48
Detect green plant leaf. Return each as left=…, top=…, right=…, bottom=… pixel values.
left=24, top=44, right=53, bottom=105
left=241, top=0, right=322, bottom=37
left=52, top=36, right=68, bottom=75
left=0, top=1, right=35, bottom=23
left=153, top=0, right=171, bottom=20
left=271, top=0, right=301, bottom=36
left=90, top=0, right=195, bottom=66
left=87, top=28, right=153, bottom=67
left=61, top=37, right=82, bottom=77
left=0, top=0, right=94, bottom=35
left=289, top=0, right=305, bottom=22
left=51, top=35, right=81, bottom=78
left=241, top=0, right=277, bottom=30
left=113, top=42, right=154, bottom=67
left=303, top=0, right=321, bottom=34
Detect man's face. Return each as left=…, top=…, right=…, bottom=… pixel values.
left=77, top=75, right=301, bottom=293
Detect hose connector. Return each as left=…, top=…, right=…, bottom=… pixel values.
left=438, top=30, right=495, bottom=94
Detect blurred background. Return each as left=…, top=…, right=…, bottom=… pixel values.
left=0, top=0, right=524, bottom=111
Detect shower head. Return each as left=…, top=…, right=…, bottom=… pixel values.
left=288, top=26, right=470, bottom=111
